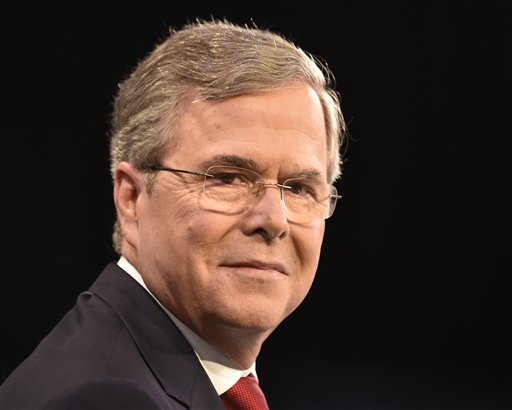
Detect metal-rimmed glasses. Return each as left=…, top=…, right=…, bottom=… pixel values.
left=148, top=165, right=341, bottom=224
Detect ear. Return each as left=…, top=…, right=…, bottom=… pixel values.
left=113, top=162, right=143, bottom=251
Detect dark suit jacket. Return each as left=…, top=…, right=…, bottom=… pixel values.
left=0, top=262, right=225, bottom=410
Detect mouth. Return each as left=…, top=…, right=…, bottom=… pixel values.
left=221, top=261, right=287, bottom=276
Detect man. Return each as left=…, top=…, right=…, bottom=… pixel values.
left=1, top=18, right=346, bottom=409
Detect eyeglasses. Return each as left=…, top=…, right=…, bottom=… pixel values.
left=148, top=165, right=341, bottom=224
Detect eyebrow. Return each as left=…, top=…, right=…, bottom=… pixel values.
left=291, top=169, right=322, bottom=180
left=201, top=154, right=323, bottom=181
left=201, top=154, right=258, bottom=170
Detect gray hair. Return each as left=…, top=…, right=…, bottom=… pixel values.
left=109, top=18, right=347, bottom=254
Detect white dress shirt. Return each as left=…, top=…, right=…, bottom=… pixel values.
left=117, top=256, right=257, bottom=395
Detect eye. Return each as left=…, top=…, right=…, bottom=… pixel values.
left=216, top=172, right=245, bottom=184
left=208, top=168, right=255, bottom=186
left=285, top=180, right=316, bottom=198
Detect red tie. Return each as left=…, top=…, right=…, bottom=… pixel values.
left=221, top=375, right=270, bottom=410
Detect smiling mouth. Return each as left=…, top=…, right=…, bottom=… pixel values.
left=222, top=262, right=287, bottom=276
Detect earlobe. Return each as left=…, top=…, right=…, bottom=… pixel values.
left=113, top=162, right=142, bottom=250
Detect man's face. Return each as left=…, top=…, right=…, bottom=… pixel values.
left=131, top=84, right=329, bottom=343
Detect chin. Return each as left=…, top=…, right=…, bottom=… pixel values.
left=219, top=302, right=287, bottom=334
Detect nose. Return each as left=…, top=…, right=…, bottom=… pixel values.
left=241, top=184, right=290, bottom=241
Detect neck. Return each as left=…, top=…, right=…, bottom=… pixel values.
left=203, top=326, right=270, bottom=369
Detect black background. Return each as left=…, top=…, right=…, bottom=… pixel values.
left=1, top=2, right=510, bottom=409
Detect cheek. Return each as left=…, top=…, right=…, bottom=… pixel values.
left=289, top=223, right=325, bottom=297
left=298, top=228, right=324, bottom=284
left=297, top=222, right=325, bottom=265
left=150, top=197, right=238, bottom=262
left=146, top=185, right=198, bottom=226
left=137, top=189, right=197, bottom=255
left=283, top=249, right=322, bottom=320
left=185, top=214, right=241, bottom=253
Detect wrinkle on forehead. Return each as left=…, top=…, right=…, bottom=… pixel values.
left=184, top=85, right=326, bottom=138
left=167, top=85, right=329, bottom=178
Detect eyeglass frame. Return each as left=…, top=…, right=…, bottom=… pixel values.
left=146, top=164, right=341, bottom=223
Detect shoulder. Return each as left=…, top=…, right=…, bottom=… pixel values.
left=41, top=377, right=183, bottom=410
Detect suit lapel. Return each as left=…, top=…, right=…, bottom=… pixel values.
left=90, top=262, right=225, bottom=409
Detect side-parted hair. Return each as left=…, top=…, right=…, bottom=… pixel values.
left=109, top=18, right=347, bottom=254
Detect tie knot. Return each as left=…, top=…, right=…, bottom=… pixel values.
left=221, top=375, right=270, bottom=410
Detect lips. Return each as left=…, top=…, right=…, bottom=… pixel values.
left=222, top=261, right=287, bottom=275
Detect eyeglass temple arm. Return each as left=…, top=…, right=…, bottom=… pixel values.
left=148, top=165, right=214, bottom=178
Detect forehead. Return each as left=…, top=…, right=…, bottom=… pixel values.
left=168, top=85, right=328, bottom=177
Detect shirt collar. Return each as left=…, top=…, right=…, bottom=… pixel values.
left=117, top=256, right=257, bottom=395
